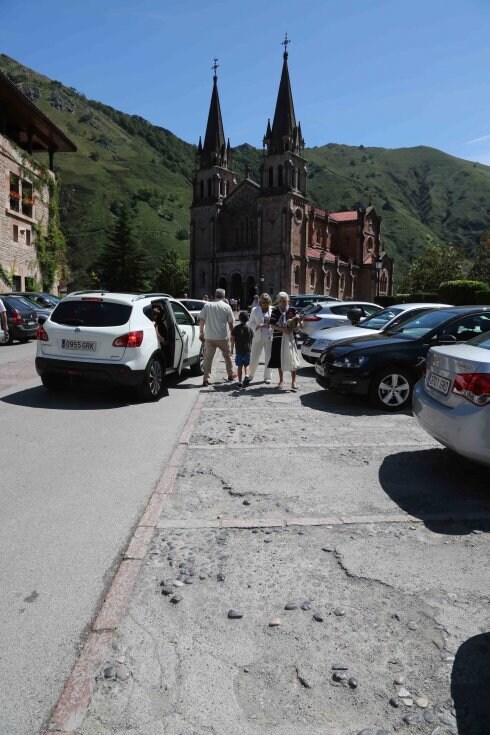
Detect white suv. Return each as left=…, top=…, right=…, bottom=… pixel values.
left=35, top=292, right=204, bottom=400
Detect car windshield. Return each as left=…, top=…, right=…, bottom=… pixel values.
left=9, top=296, right=36, bottom=311
left=19, top=296, right=43, bottom=310
left=386, top=309, right=461, bottom=340
left=51, top=300, right=132, bottom=327
left=358, top=307, right=404, bottom=330
left=467, top=331, right=490, bottom=350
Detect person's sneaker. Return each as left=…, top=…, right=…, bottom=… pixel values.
left=202, top=380, right=209, bottom=387
left=265, top=379, right=271, bottom=384
left=228, top=372, right=238, bottom=381
left=243, top=376, right=250, bottom=385
left=237, top=381, right=243, bottom=388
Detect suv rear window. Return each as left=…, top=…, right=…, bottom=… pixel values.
left=51, top=300, right=132, bottom=327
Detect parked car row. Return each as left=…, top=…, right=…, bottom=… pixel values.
left=0, top=291, right=60, bottom=345
left=308, top=304, right=490, bottom=467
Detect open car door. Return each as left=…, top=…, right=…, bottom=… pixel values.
left=151, top=299, right=185, bottom=374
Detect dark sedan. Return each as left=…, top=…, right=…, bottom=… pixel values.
left=0, top=295, right=39, bottom=345
left=315, top=306, right=490, bottom=410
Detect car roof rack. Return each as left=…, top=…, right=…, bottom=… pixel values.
left=134, top=292, right=172, bottom=301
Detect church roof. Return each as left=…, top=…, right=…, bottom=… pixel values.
left=329, top=211, right=359, bottom=222
left=307, top=247, right=339, bottom=263
left=264, top=41, right=303, bottom=156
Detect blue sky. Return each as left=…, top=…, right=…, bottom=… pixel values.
left=2, top=0, right=490, bottom=162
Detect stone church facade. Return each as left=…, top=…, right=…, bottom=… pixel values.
left=190, top=47, right=393, bottom=305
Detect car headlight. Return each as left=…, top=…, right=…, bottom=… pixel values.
left=332, top=355, right=367, bottom=369
left=314, top=339, right=330, bottom=350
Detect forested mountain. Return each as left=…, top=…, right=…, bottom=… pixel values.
left=2, top=54, right=489, bottom=288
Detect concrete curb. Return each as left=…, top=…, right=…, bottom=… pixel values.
left=43, top=389, right=208, bottom=734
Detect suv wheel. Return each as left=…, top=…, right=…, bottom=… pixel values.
left=41, top=373, right=65, bottom=390
left=190, top=345, right=205, bottom=376
left=369, top=368, right=413, bottom=411
left=138, top=356, right=165, bottom=401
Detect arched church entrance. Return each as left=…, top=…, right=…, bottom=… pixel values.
left=217, top=276, right=227, bottom=293
left=245, top=276, right=256, bottom=306
left=230, top=273, right=242, bottom=304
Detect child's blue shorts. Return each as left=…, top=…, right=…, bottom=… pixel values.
left=235, top=353, right=251, bottom=367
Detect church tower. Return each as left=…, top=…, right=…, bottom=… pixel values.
left=190, top=61, right=237, bottom=297
left=258, top=36, right=308, bottom=296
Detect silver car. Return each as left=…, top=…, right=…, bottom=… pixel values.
left=301, top=302, right=451, bottom=364
left=299, top=301, right=382, bottom=339
left=413, top=331, right=490, bottom=467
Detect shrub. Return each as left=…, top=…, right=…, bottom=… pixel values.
left=393, top=292, right=440, bottom=304
left=474, top=288, right=490, bottom=305
left=438, top=280, right=488, bottom=305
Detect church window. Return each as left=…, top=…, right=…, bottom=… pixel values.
left=326, top=270, right=332, bottom=290
left=339, top=273, right=346, bottom=295
left=235, top=227, right=239, bottom=246
left=366, top=237, right=374, bottom=252
left=294, top=265, right=300, bottom=287
left=310, top=270, right=315, bottom=289
left=207, top=179, right=212, bottom=198
left=278, top=165, right=283, bottom=187
left=240, top=222, right=244, bottom=244
left=268, top=167, right=274, bottom=188
left=200, top=180, right=204, bottom=199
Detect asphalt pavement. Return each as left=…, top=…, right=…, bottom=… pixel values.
left=0, top=341, right=203, bottom=735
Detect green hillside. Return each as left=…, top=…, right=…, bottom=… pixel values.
left=1, top=54, right=489, bottom=289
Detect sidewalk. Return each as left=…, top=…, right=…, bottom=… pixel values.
left=48, top=355, right=489, bottom=735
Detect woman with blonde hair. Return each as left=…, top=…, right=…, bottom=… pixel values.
left=268, top=291, right=301, bottom=390
left=249, top=292, right=273, bottom=384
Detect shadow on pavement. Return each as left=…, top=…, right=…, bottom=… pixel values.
left=0, top=371, right=199, bottom=410
left=379, top=448, right=490, bottom=534
left=299, top=386, right=411, bottom=417
left=451, top=633, right=490, bottom=735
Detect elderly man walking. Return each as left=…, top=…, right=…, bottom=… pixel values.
left=199, top=288, right=237, bottom=387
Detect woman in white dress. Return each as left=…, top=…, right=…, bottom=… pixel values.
left=268, top=292, right=301, bottom=391
left=249, top=293, right=273, bottom=383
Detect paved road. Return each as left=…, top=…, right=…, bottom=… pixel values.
left=77, top=357, right=490, bottom=735
left=0, top=342, right=202, bottom=735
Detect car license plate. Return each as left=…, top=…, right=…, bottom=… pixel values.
left=61, top=339, right=96, bottom=352
left=427, top=371, right=451, bottom=396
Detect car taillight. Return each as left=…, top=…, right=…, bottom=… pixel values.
left=37, top=326, right=49, bottom=341
left=12, top=308, right=22, bottom=325
left=452, top=373, right=490, bottom=406
left=303, top=315, right=322, bottom=322
left=112, top=330, right=144, bottom=348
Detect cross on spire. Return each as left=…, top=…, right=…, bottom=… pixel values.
left=281, top=32, right=290, bottom=59
left=212, top=57, right=219, bottom=81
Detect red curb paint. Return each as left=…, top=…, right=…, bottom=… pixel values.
left=46, top=385, right=209, bottom=731
left=93, top=560, right=142, bottom=632
left=124, top=526, right=155, bottom=559
left=49, top=630, right=112, bottom=732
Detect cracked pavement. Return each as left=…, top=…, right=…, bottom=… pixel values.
left=79, top=359, right=490, bottom=735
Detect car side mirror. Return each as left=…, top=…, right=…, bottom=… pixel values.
left=437, top=333, right=457, bottom=344
left=38, top=315, right=47, bottom=325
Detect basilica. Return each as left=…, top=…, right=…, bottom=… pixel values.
left=190, top=42, right=393, bottom=304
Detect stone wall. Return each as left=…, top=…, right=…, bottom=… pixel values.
left=0, top=135, right=51, bottom=293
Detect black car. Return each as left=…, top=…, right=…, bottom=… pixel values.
left=0, top=295, right=39, bottom=345
left=315, top=306, right=490, bottom=410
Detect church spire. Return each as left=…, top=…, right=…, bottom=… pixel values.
left=199, top=58, right=228, bottom=169
left=263, top=34, right=304, bottom=156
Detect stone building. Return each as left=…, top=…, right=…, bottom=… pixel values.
left=190, top=45, right=393, bottom=304
left=0, top=70, right=76, bottom=293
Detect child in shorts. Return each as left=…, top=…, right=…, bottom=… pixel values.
left=231, top=310, right=254, bottom=387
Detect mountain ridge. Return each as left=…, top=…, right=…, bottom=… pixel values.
left=1, top=53, right=488, bottom=290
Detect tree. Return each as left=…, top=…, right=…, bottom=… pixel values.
left=469, top=233, right=490, bottom=284
left=400, top=237, right=466, bottom=293
left=0, top=264, right=11, bottom=288
left=98, top=203, right=150, bottom=292
left=152, top=249, right=189, bottom=297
